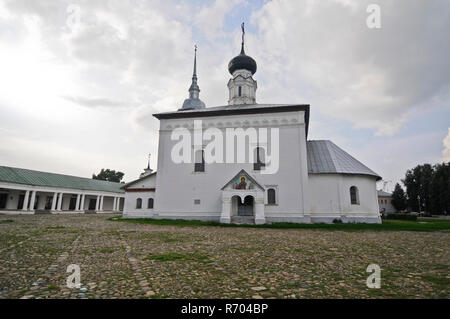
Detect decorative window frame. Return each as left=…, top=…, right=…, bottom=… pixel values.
left=265, top=185, right=278, bottom=206
left=136, top=198, right=142, bottom=209
left=192, top=145, right=207, bottom=174
left=148, top=198, right=154, bottom=209
left=350, top=186, right=360, bottom=205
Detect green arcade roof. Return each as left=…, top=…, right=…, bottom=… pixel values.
left=0, top=165, right=124, bottom=193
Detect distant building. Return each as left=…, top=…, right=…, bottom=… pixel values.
left=377, top=190, right=396, bottom=213
left=0, top=166, right=125, bottom=214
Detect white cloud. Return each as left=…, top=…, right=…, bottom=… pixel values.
left=0, top=0, right=448, bottom=185
left=354, top=130, right=445, bottom=186
left=443, top=128, right=450, bottom=161
left=63, top=96, right=135, bottom=109
left=195, top=0, right=243, bottom=40
left=250, top=0, right=450, bottom=136
left=0, top=0, right=192, bottom=180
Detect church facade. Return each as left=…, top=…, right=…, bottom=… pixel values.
left=122, top=29, right=381, bottom=224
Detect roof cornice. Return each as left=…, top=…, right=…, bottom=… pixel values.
left=154, top=104, right=310, bottom=138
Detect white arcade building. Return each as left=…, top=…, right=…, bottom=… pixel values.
left=0, top=166, right=125, bottom=214
left=122, top=29, right=382, bottom=224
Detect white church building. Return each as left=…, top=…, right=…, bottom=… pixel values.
left=122, top=27, right=382, bottom=224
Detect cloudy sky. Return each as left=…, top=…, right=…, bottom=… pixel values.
left=0, top=0, right=449, bottom=191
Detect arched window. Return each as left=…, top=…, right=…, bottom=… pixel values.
left=148, top=198, right=154, bottom=209
left=350, top=186, right=359, bottom=205
left=136, top=198, right=142, bottom=209
left=254, top=147, right=266, bottom=171
left=267, top=188, right=276, bottom=205
left=238, top=86, right=242, bottom=97
left=194, top=149, right=205, bottom=172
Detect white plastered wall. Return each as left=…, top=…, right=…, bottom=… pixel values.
left=123, top=174, right=156, bottom=218
left=152, top=110, right=310, bottom=222
left=308, top=174, right=381, bottom=223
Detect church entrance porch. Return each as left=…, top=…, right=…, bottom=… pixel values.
left=220, top=170, right=266, bottom=225
left=229, top=195, right=256, bottom=224
left=222, top=192, right=264, bottom=224
left=238, top=195, right=254, bottom=216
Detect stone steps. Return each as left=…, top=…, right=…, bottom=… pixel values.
left=231, top=216, right=255, bottom=225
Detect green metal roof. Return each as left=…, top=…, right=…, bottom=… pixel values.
left=0, top=166, right=125, bottom=193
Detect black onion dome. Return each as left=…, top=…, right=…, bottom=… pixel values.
left=228, top=48, right=257, bottom=75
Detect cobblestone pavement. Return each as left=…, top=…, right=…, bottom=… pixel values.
left=0, top=214, right=448, bottom=299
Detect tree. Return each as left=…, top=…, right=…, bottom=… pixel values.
left=92, top=169, right=124, bottom=183
left=430, top=162, right=450, bottom=214
left=391, top=183, right=407, bottom=211
left=402, top=164, right=433, bottom=213
left=402, top=162, right=450, bottom=214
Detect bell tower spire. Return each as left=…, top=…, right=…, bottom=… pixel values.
left=140, top=153, right=153, bottom=178
left=189, top=45, right=199, bottom=99
left=180, top=45, right=206, bottom=110
left=193, top=45, right=197, bottom=76
left=241, top=22, right=245, bottom=54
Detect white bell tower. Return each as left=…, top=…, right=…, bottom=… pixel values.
left=227, top=23, right=258, bottom=105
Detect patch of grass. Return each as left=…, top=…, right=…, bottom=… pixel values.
left=228, top=245, right=261, bottom=252
left=37, top=246, right=61, bottom=254
left=46, top=226, right=65, bottom=230
left=47, top=285, right=58, bottom=291
left=99, top=247, right=115, bottom=254
left=431, top=263, right=449, bottom=271
left=284, top=281, right=303, bottom=289
left=104, top=229, right=123, bottom=237
left=188, top=252, right=211, bottom=263
left=154, top=233, right=185, bottom=243
left=147, top=252, right=211, bottom=263
left=147, top=252, right=186, bottom=261
left=137, top=232, right=186, bottom=243
left=109, top=217, right=450, bottom=232
left=161, top=236, right=184, bottom=243
left=0, top=219, right=14, bottom=224
left=421, top=275, right=450, bottom=288
left=420, top=274, right=450, bottom=298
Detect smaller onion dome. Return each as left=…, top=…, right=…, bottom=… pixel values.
left=228, top=47, right=257, bottom=75
left=228, top=22, right=257, bottom=75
